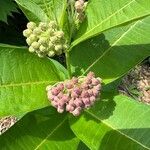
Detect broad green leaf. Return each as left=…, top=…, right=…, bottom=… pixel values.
left=0, top=0, right=18, bottom=23
left=69, top=94, right=150, bottom=150
left=0, top=107, right=82, bottom=150
left=72, top=0, right=150, bottom=47
left=15, top=0, right=67, bottom=27
left=0, top=44, right=68, bottom=117
left=70, top=16, right=150, bottom=84
left=15, top=0, right=49, bottom=23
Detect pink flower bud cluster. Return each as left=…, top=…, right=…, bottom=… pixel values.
left=46, top=72, right=102, bottom=116
left=75, top=0, right=88, bottom=23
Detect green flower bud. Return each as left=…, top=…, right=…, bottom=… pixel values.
left=26, top=38, right=32, bottom=45
left=38, top=37, right=47, bottom=44
left=39, top=22, right=48, bottom=31
left=37, top=53, right=44, bottom=58
left=55, top=45, right=63, bottom=52
left=27, top=22, right=36, bottom=30
left=29, top=34, right=38, bottom=42
left=48, top=51, right=55, bottom=57
left=55, top=31, right=64, bottom=38
left=47, top=29, right=54, bottom=36
left=63, top=44, right=68, bottom=50
left=33, top=27, right=42, bottom=35
left=31, top=41, right=40, bottom=49
left=29, top=46, right=35, bottom=53
left=48, top=42, right=54, bottom=49
left=56, top=49, right=62, bottom=55
left=39, top=45, right=46, bottom=52
left=23, top=29, right=32, bottom=37
left=49, top=21, right=57, bottom=29
left=50, top=36, right=58, bottom=43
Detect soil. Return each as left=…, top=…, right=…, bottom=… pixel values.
left=119, top=62, right=150, bottom=103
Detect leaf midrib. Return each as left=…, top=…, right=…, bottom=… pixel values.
left=34, top=117, right=67, bottom=150
left=85, top=110, right=150, bottom=150
left=83, top=20, right=140, bottom=74
left=0, top=81, right=58, bottom=88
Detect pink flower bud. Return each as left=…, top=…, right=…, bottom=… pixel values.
left=51, top=101, right=58, bottom=107
left=69, top=99, right=76, bottom=107
left=90, top=96, right=96, bottom=103
left=48, top=93, right=55, bottom=100
left=81, top=91, right=89, bottom=98
left=53, top=96, right=59, bottom=102
left=87, top=71, right=95, bottom=78
left=73, top=87, right=81, bottom=95
left=62, top=95, right=69, bottom=103
left=74, top=98, right=83, bottom=107
left=51, top=88, right=60, bottom=95
left=82, top=98, right=90, bottom=105
left=58, top=100, right=65, bottom=107
left=57, top=106, right=64, bottom=113
left=71, top=77, right=78, bottom=84
left=92, top=78, right=100, bottom=86
left=94, top=84, right=101, bottom=91
left=65, top=82, right=73, bottom=89
left=88, top=89, right=93, bottom=96
left=71, top=91, right=79, bottom=98
left=57, top=83, right=64, bottom=91
left=81, top=83, right=89, bottom=90
left=92, top=89, right=99, bottom=97
left=85, top=78, right=92, bottom=84
left=58, top=92, right=63, bottom=99
left=72, top=107, right=82, bottom=116
left=66, top=104, right=74, bottom=112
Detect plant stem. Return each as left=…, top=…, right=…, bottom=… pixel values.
left=65, top=50, right=72, bottom=79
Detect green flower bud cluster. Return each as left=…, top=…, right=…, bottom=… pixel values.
left=23, top=21, right=68, bottom=57
left=75, top=0, right=88, bottom=23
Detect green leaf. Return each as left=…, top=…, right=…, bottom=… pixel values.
left=15, top=0, right=49, bottom=23
left=72, top=0, right=150, bottom=47
left=0, top=0, right=18, bottom=23
left=70, top=16, right=150, bottom=84
left=69, top=94, right=150, bottom=150
left=0, top=107, right=82, bottom=150
left=0, top=44, right=68, bottom=117
left=15, top=0, right=67, bottom=27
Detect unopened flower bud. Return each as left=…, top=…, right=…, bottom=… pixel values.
left=39, top=22, right=48, bottom=31
left=92, top=78, right=100, bottom=86
left=50, top=36, right=58, bottom=43
left=28, top=46, right=35, bottom=53
left=27, top=22, right=36, bottom=30
left=51, top=88, right=60, bottom=96
left=55, top=45, right=63, bottom=52
left=55, top=31, right=64, bottom=38
left=48, top=51, right=55, bottom=57
left=31, top=42, right=40, bottom=49
left=57, top=83, right=64, bottom=91
left=87, top=72, right=95, bottom=78
left=66, top=104, right=74, bottom=112
left=39, top=45, right=46, bottom=52
left=37, top=53, right=44, bottom=58
left=26, top=38, right=32, bottom=45
left=72, top=77, right=78, bottom=84
left=29, top=34, right=37, bottom=42
left=65, top=82, right=73, bottom=89
left=57, top=106, right=64, bottom=113
left=38, top=37, right=47, bottom=44
left=23, top=29, right=32, bottom=37
left=49, top=21, right=57, bottom=28
left=72, top=107, right=82, bottom=116
left=33, top=27, right=42, bottom=35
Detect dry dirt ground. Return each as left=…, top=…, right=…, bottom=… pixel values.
left=0, top=63, right=149, bottom=135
